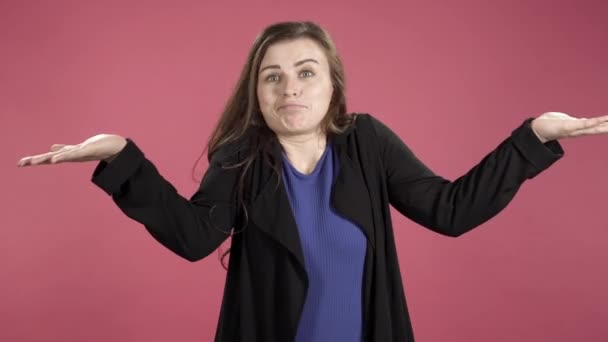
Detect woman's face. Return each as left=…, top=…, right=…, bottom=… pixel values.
left=256, top=38, right=333, bottom=138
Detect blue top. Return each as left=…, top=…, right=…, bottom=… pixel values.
left=281, top=139, right=368, bottom=342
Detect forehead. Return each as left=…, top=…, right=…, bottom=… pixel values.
left=260, top=38, right=328, bottom=67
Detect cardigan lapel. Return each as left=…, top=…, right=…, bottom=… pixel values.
left=249, top=141, right=307, bottom=272
left=331, top=128, right=376, bottom=251
left=250, top=168, right=306, bottom=272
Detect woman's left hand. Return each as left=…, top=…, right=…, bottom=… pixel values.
left=531, top=112, right=608, bottom=143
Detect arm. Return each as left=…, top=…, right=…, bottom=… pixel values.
left=91, top=139, right=240, bottom=261
left=369, top=115, right=564, bottom=237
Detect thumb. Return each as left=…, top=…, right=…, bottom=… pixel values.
left=50, top=144, right=67, bottom=152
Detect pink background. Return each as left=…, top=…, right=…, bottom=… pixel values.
left=2, top=1, right=607, bottom=341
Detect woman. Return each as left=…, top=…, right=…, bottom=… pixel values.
left=16, top=21, right=608, bottom=342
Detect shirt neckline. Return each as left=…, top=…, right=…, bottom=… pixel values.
left=281, top=141, right=332, bottom=179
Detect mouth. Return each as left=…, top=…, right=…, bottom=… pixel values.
left=278, top=104, right=307, bottom=111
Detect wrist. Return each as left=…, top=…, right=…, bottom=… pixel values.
left=104, top=136, right=127, bottom=163
left=531, top=119, right=549, bottom=143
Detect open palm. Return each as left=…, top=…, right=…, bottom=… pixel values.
left=17, top=134, right=127, bottom=167
left=531, top=112, right=608, bottom=143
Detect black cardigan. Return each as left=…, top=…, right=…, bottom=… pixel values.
left=91, top=113, right=564, bottom=341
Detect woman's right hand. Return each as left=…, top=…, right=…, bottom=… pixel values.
left=17, top=134, right=128, bottom=167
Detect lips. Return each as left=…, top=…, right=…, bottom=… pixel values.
left=278, top=104, right=307, bottom=111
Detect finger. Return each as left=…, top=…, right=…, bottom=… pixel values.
left=50, top=144, right=68, bottom=152
left=577, top=116, right=608, bottom=134
left=17, top=145, right=75, bottom=167
left=50, top=145, right=86, bottom=164
left=17, top=156, right=33, bottom=167
left=28, top=150, right=62, bottom=166
left=569, top=122, right=608, bottom=137
left=563, top=116, right=607, bottom=132
left=30, top=145, right=78, bottom=165
left=582, top=115, right=608, bottom=128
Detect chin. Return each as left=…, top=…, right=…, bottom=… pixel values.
left=264, top=112, right=324, bottom=137
left=277, top=118, right=308, bottom=131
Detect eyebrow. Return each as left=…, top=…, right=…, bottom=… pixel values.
left=259, top=58, right=319, bottom=74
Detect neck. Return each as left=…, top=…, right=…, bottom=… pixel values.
left=278, top=131, right=328, bottom=175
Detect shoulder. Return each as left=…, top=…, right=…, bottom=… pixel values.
left=209, top=135, right=252, bottom=167
left=331, top=113, right=399, bottom=157
left=348, top=112, right=408, bottom=156
left=348, top=112, right=391, bottom=139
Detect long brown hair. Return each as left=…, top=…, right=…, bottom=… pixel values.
left=194, top=21, right=356, bottom=269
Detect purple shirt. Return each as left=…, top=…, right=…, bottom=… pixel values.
left=281, top=140, right=367, bottom=342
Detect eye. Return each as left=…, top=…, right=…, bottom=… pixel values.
left=300, top=70, right=314, bottom=77
left=265, top=74, right=279, bottom=82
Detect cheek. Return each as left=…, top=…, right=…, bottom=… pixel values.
left=313, top=77, right=333, bottom=98
left=324, top=84, right=334, bottom=103
left=256, top=85, right=264, bottom=104
left=311, top=82, right=333, bottom=108
left=257, top=87, right=278, bottom=126
left=257, top=87, right=275, bottom=109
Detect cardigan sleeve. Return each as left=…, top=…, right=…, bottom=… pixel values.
left=368, top=115, right=564, bottom=237
left=90, top=138, right=241, bottom=261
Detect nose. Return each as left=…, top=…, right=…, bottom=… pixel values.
left=281, top=76, right=300, bottom=97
